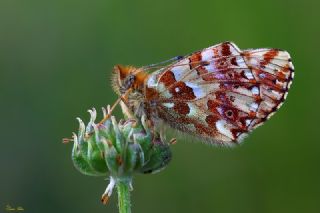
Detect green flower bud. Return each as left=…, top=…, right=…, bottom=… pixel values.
left=66, top=106, right=172, bottom=203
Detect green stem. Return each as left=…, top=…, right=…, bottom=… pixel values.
left=116, top=179, right=131, bottom=213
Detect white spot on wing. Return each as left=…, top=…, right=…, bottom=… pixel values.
left=289, top=61, right=294, bottom=70
left=201, top=49, right=214, bottom=61
left=217, top=107, right=223, bottom=115
left=267, top=111, right=276, bottom=119
left=185, top=82, right=205, bottom=99
left=259, top=73, right=266, bottom=78
left=251, top=86, right=259, bottom=95
left=235, top=57, right=246, bottom=68
left=200, top=49, right=216, bottom=72
left=171, top=58, right=190, bottom=81
left=204, top=64, right=217, bottom=72
left=276, top=102, right=284, bottom=110
left=158, top=83, right=172, bottom=98
left=245, top=119, right=252, bottom=126
left=171, top=68, right=183, bottom=81
left=162, top=103, right=174, bottom=108
left=216, top=120, right=234, bottom=139
left=244, top=70, right=254, bottom=79
left=249, top=58, right=260, bottom=66
left=175, top=87, right=180, bottom=92
left=250, top=102, right=259, bottom=111
left=187, top=103, right=198, bottom=117
left=147, top=75, right=157, bottom=88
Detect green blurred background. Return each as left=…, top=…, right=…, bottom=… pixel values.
left=1, top=0, right=319, bottom=212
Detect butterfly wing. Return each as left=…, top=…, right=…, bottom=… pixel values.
left=145, top=42, right=294, bottom=146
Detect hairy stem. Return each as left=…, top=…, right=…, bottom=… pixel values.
left=116, top=179, right=131, bottom=213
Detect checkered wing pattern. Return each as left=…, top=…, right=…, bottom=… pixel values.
left=145, top=42, right=294, bottom=146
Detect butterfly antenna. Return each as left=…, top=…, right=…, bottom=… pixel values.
left=141, top=55, right=184, bottom=70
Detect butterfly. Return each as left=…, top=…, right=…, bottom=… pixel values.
left=106, top=41, right=294, bottom=146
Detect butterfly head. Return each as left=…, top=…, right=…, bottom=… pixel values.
left=112, top=65, right=148, bottom=95
left=111, top=65, right=149, bottom=119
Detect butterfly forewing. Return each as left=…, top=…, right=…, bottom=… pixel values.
left=144, top=42, right=294, bottom=146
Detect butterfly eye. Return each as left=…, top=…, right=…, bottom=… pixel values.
left=125, top=75, right=136, bottom=87
left=119, top=75, right=136, bottom=94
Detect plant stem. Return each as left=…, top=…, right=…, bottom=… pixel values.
left=116, top=179, right=131, bottom=213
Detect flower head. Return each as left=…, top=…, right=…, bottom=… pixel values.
left=66, top=106, right=172, bottom=203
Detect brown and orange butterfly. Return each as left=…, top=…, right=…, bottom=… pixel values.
left=103, top=41, right=294, bottom=146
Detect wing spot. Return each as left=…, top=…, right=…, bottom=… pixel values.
left=284, top=92, right=289, bottom=99
left=231, top=57, right=238, bottom=66
left=216, top=120, right=234, bottom=139
left=226, top=110, right=233, bottom=118
left=251, top=86, right=259, bottom=95
left=221, top=42, right=232, bottom=56
left=206, top=114, right=218, bottom=127
left=250, top=102, right=259, bottom=111
left=159, top=71, right=176, bottom=86
left=169, top=82, right=196, bottom=100
left=259, top=73, right=266, bottom=78
left=162, top=103, right=174, bottom=108
left=242, top=70, right=254, bottom=80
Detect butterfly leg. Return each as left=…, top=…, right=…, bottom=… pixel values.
left=99, top=89, right=133, bottom=125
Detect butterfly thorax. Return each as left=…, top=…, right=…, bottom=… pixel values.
left=112, top=65, right=152, bottom=118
